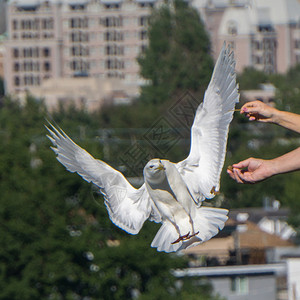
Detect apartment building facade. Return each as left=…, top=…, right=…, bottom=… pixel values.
left=5, top=0, right=300, bottom=102
left=0, top=0, right=6, bottom=35
left=4, top=0, right=158, bottom=96
left=198, top=0, right=300, bottom=74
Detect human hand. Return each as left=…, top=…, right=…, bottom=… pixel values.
left=240, top=100, right=279, bottom=123
left=227, top=157, right=274, bottom=184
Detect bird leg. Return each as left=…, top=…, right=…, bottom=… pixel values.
left=210, top=186, right=220, bottom=196
left=171, top=232, right=190, bottom=244
left=171, top=231, right=199, bottom=244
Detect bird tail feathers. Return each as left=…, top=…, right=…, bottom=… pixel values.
left=193, top=207, right=228, bottom=243
left=151, top=207, right=228, bottom=253
left=151, top=222, right=182, bottom=253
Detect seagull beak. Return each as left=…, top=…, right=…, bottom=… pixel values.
left=156, top=163, right=165, bottom=171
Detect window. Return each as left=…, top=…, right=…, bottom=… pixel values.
left=44, top=62, right=51, bottom=72
left=42, top=19, right=47, bottom=29
left=71, top=32, right=89, bottom=42
left=227, top=21, right=237, bottom=35
left=21, top=20, right=33, bottom=30
left=70, top=18, right=88, bottom=29
left=13, top=48, right=19, bottom=58
left=258, top=25, right=273, bottom=32
left=24, top=75, right=34, bottom=86
left=70, top=60, right=89, bottom=73
left=106, top=45, right=124, bottom=55
left=23, top=48, right=33, bottom=58
left=33, top=19, right=40, bottom=30
left=35, top=62, right=40, bottom=71
left=104, top=31, right=123, bottom=41
left=140, top=30, right=147, bottom=40
left=140, top=45, right=147, bottom=54
left=71, top=46, right=89, bottom=56
left=105, top=58, right=124, bottom=70
left=23, top=61, right=33, bottom=71
left=102, top=16, right=123, bottom=27
left=70, top=4, right=86, bottom=10
left=253, top=40, right=262, bottom=50
left=104, top=3, right=120, bottom=10
left=253, top=55, right=263, bottom=64
left=295, top=40, right=300, bottom=49
left=107, top=71, right=124, bottom=79
left=231, top=277, right=248, bottom=295
left=139, top=16, right=149, bottom=26
left=43, top=48, right=50, bottom=57
left=14, top=76, right=20, bottom=86
left=138, top=2, right=154, bottom=8
left=14, top=63, right=20, bottom=72
left=33, top=47, right=39, bottom=58
left=13, top=20, right=18, bottom=30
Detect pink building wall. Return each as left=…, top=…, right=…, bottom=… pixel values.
left=5, top=0, right=300, bottom=99
left=4, top=0, right=156, bottom=95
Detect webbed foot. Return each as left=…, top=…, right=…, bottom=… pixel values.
left=171, top=231, right=199, bottom=244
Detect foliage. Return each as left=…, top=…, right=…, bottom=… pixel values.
left=0, top=96, right=221, bottom=299
left=3, top=1, right=300, bottom=295
left=138, top=0, right=213, bottom=105
left=268, top=65, right=300, bottom=114
left=237, top=67, right=269, bottom=90
left=217, top=65, right=300, bottom=236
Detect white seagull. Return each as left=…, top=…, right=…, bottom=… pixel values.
left=46, top=44, right=239, bottom=253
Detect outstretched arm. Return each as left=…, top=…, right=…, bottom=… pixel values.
left=241, top=100, right=300, bottom=133
left=227, top=147, right=300, bottom=184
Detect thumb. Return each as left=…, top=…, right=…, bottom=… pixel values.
left=232, top=158, right=253, bottom=169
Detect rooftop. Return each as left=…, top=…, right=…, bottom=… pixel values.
left=174, top=262, right=287, bottom=277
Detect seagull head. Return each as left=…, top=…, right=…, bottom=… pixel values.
left=144, top=159, right=166, bottom=184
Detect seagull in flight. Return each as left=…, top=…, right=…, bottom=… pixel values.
left=46, top=44, right=239, bottom=252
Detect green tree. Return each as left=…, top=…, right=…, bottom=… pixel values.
left=216, top=65, right=300, bottom=238
left=138, top=0, right=213, bottom=105
left=0, top=96, right=221, bottom=299
left=237, top=67, right=269, bottom=90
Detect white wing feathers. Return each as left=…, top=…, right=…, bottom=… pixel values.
left=46, top=123, right=159, bottom=235
left=177, top=43, right=239, bottom=202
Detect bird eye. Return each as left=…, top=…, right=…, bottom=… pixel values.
left=149, top=165, right=154, bottom=169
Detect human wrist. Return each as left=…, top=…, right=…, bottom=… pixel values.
left=265, top=159, right=279, bottom=177
left=270, top=108, right=283, bottom=125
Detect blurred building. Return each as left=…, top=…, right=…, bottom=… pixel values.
left=5, top=0, right=300, bottom=108
left=4, top=0, right=158, bottom=102
left=175, top=260, right=300, bottom=300
left=0, top=0, right=6, bottom=79
left=178, top=206, right=300, bottom=300
left=196, top=0, right=300, bottom=74
left=241, top=83, right=276, bottom=105
left=0, top=0, right=6, bottom=35
left=0, top=34, right=5, bottom=78
left=184, top=207, right=296, bottom=267
left=25, top=77, right=137, bottom=111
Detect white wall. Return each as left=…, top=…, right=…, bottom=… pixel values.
left=287, top=258, right=300, bottom=300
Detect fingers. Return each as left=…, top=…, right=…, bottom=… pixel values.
left=227, top=166, right=253, bottom=184
left=235, top=168, right=254, bottom=184
left=227, top=167, right=245, bottom=183
left=227, top=158, right=257, bottom=184
left=240, top=103, right=260, bottom=121
left=232, top=158, right=252, bottom=169
left=240, top=100, right=277, bottom=123
left=240, top=100, right=263, bottom=114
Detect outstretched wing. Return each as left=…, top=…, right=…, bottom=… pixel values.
left=177, top=43, right=239, bottom=203
left=46, top=123, right=161, bottom=234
